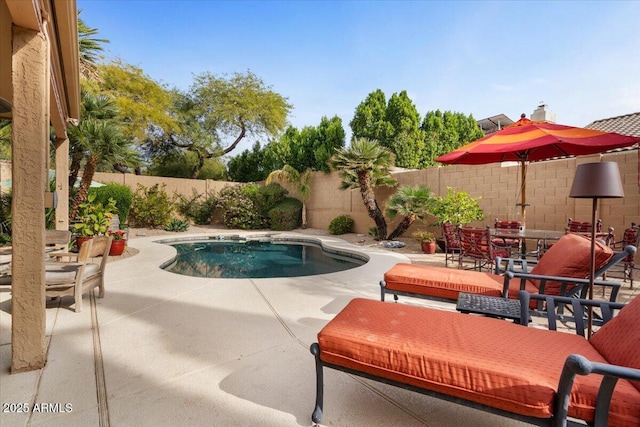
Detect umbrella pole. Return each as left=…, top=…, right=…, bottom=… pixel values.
left=520, top=161, right=526, bottom=223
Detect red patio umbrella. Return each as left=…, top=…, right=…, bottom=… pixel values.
left=435, top=114, right=640, bottom=222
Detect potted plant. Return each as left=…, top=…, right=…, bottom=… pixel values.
left=412, top=230, right=437, bottom=254
left=73, top=193, right=117, bottom=249
left=107, top=230, right=127, bottom=256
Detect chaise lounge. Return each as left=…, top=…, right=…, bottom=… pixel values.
left=380, top=233, right=635, bottom=305
left=310, top=291, right=640, bottom=426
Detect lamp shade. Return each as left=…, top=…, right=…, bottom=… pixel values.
left=569, top=162, right=624, bottom=199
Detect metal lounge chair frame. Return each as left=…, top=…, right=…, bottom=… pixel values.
left=380, top=244, right=635, bottom=306
left=310, top=291, right=640, bottom=426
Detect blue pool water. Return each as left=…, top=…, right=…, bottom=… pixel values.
left=164, top=239, right=367, bottom=278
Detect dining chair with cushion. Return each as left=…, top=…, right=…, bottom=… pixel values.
left=493, top=219, right=523, bottom=256
left=458, top=226, right=510, bottom=272
left=441, top=221, right=461, bottom=267
left=607, top=223, right=640, bottom=288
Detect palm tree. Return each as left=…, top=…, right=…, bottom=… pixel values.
left=78, top=14, right=108, bottom=80
left=330, top=138, right=396, bottom=240
left=265, top=165, right=311, bottom=228
left=68, top=91, right=138, bottom=221
left=385, top=185, right=435, bottom=240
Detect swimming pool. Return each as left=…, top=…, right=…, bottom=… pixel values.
left=161, top=236, right=368, bottom=279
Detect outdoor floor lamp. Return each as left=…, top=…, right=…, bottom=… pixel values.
left=569, top=161, right=624, bottom=337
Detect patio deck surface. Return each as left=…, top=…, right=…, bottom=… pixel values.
left=1, top=228, right=638, bottom=427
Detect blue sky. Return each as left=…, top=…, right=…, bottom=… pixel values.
left=78, top=0, right=640, bottom=153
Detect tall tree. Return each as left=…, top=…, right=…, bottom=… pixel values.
left=312, top=115, right=346, bottom=172
left=351, top=89, right=425, bottom=169
left=166, top=70, right=291, bottom=178
left=422, top=110, right=484, bottom=166
left=68, top=90, right=138, bottom=220
left=385, top=91, right=425, bottom=168
left=98, top=62, right=179, bottom=147
left=330, top=138, right=397, bottom=240
left=77, top=13, right=108, bottom=80
left=350, top=89, right=392, bottom=144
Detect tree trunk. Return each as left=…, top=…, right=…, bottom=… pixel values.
left=301, top=201, right=307, bottom=228
left=189, top=149, right=205, bottom=179
left=357, top=171, right=387, bottom=240
left=387, top=215, right=415, bottom=240
left=69, top=155, right=97, bottom=221
left=69, top=151, right=83, bottom=188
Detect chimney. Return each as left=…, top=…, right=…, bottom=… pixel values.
left=531, top=103, right=556, bottom=123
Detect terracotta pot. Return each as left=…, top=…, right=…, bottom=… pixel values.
left=421, top=241, right=437, bottom=254
left=75, top=236, right=93, bottom=251
left=109, top=239, right=126, bottom=256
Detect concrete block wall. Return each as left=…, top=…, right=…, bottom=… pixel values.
left=3, top=149, right=638, bottom=239
left=305, top=150, right=640, bottom=240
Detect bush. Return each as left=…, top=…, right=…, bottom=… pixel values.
left=164, top=218, right=190, bottom=232
left=175, top=190, right=217, bottom=225
left=129, top=184, right=174, bottom=228
left=252, top=182, right=288, bottom=219
left=429, top=187, right=485, bottom=226
left=328, top=215, right=354, bottom=235
left=268, top=198, right=302, bottom=231
left=216, top=185, right=263, bottom=229
left=216, top=183, right=289, bottom=230
left=89, top=184, right=133, bottom=225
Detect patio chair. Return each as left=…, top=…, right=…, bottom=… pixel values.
left=537, top=218, right=612, bottom=258
left=492, top=218, right=522, bottom=255
left=607, top=222, right=640, bottom=288
left=44, top=235, right=112, bottom=312
left=457, top=226, right=510, bottom=271
left=310, top=291, right=640, bottom=426
left=440, top=221, right=460, bottom=267
left=380, top=232, right=634, bottom=305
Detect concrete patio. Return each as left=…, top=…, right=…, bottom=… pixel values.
left=1, top=229, right=638, bottom=427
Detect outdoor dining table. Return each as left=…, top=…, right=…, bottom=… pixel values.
left=491, top=228, right=566, bottom=259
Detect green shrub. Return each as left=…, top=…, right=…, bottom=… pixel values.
left=217, top=183, right=289, bottom=230
left=175, top=190, right=217, bottom=225
left=268, top=198, right=302, bottom=231
left=164, top=218, right=190, bottom=232
left=429, top=187, right=485, bottom=226
left=129, top=184, right=174, bottom=228
left=251, top=182, right=288, bottom=218
left=89, top=184, right=133, bottom=225
left=216, top=185, right=263, bottom=229
left=328, top=214, right=354, bottom=235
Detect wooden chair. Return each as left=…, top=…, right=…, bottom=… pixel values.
left=44, top=235, right=112, bottom=312
left=458, top=226, right=510, bottom=272
left=441, top=221, right=460, bottom=268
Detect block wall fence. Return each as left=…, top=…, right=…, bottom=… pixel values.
left=1, top=150, right=638, bottom=239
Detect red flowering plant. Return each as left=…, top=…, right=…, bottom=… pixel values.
left=108, top=230, right=127, bottom=241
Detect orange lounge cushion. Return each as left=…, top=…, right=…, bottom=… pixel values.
left=318, top=298, right=640, bottom=426
left=383, top=263, right=537, bottom=301
left=590, top=295, right=640, bottom=393
left=530, top=233, right=613, bottom=295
